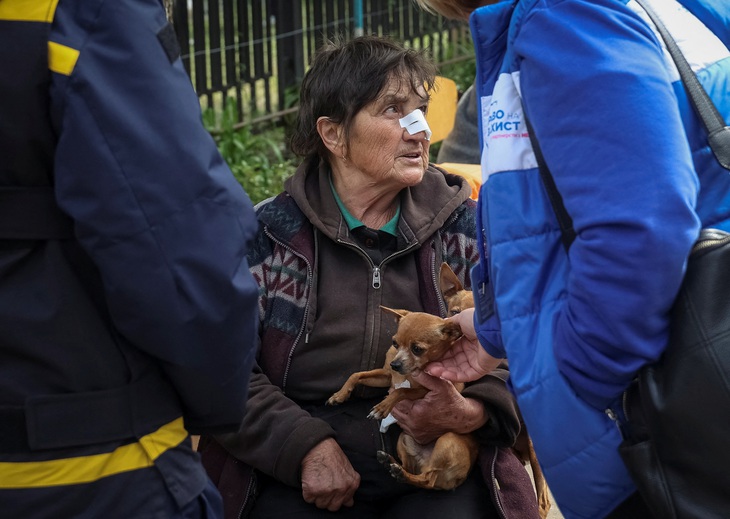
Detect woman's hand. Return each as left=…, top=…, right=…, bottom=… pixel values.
left=424, top=308, right=502, bottom=382
left=391, top=371, right=488, bottom=444
left=300, top=438, right=360, bottom=511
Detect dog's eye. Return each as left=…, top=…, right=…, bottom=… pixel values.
left=392, top=339, right=398, bottom=347
left=449, top=307, right=461, bottom=316
left=410, top=343, right=424, bottom=356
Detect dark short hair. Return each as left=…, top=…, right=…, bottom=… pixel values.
left=290, top=35, right=437, bottom=159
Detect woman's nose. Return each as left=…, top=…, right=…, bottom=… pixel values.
left=402, top=127, right=430, bottom=142
left=399, top=109, right=432, bottom=141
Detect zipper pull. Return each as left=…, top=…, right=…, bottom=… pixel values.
left=372, top=266, right=381, bottom=289
left=605, top=407, right=626, bottom=439
left=605, top=408, right=618, bottom=423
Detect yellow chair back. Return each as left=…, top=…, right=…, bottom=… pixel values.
left=426, top=76, right=481, bottom=200
left=425, top=76, right=459, bottom=144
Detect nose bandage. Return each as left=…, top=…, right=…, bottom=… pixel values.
left=399, top=109, right=432, bottom=141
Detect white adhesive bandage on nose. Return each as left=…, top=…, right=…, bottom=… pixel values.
left=399, top=109, right=432, bottom=141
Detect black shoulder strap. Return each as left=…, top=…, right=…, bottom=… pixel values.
left=634, top=0, right=730, bottom=170
left=522, top=113, right=576, bottom=252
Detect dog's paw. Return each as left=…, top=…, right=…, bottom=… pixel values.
left=376, top=451, right=405, bottom=482
left=376, top=450, right=392, bottom=467
left=368, top=404, right=389, bottom=420
left=368, top=409, right=385, bottom=420
left=388, top=462, right=405, bottom=482
left=326, top=391, right=347, bottom=406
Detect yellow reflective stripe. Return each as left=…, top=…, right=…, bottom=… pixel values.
left=0, top=418, right=187, bottom=489
left=0, top=0, right=59, bottom=22
left=0, top=0, right=79, bottom=76
left=48, top=41, right=79, bottom=76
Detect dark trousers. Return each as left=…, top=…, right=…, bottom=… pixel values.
left=249, top=470, right=501, bottom=519
left=250, top=399, right=505, bottom=519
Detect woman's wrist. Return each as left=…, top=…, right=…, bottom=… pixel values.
left=454, top=397, right=489, bottom=434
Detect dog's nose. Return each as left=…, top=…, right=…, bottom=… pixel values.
left=390, top=360, right=403, bottom=374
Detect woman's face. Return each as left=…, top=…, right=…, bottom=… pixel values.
left=344, top=79, right=431, bottom=188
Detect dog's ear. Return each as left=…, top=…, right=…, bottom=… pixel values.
left=439, top=262, right=463, bottom=299
left=439, top=320, right=463, bottom=341
left=380, top=306, right=409, bottom=320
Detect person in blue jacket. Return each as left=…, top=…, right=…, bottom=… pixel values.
left=413, top=0, right=730, bottom=518
left=0, top=0, right=259, bottom=517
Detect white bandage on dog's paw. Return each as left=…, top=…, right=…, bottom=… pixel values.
left=379, top=413, right=398, bottom=433
left=379, top=380, right=411, bottom=433
left=399, top=109, right=432, bottom=140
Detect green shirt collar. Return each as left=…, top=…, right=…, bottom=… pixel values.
left=329, top=176, right=400, bottom=236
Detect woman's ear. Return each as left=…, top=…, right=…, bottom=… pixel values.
left=316, top=116, right=345, bottom=158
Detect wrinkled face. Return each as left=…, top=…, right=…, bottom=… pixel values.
left=345, top=78, right=431, bottom=188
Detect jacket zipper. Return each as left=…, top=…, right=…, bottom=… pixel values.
left=605, top=407, right=621, bottom=436
left=237, top=472, right=256, bottom=519
left=336, top=239, right=418, bottom=290
left=372, top=266, right=381, bottom=289
left=621, top=387, right=631, bottom=423
left=605, top=381, right=634, bottom=441
left=489, top=446, right=508, bottom=519
left=691, top=231, right=730, bottom=254
left=332, top=238, right=417, bottom=373
left=429, top=242, right=448, bottom=317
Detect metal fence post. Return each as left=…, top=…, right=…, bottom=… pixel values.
left=273, top=0, right=304, bottom=111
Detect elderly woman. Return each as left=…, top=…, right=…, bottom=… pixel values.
left=201, top=35, right=539, bottom=519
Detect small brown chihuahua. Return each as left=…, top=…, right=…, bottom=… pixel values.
left=440, top=263, right=551, bottom=519
left=327, top=306, right=479, bottom=491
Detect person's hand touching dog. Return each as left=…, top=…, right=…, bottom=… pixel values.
left=424, top=308, right=502, bottom=382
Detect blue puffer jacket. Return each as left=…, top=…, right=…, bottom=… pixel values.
left=469, top=0, right=730, bottom=517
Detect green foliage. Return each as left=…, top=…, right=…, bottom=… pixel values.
left=203, top=99, right=297, bottom=204
left=437, top=42, right=477, bottom=93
